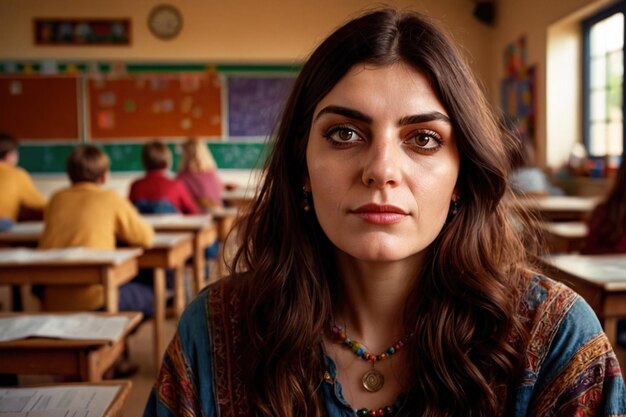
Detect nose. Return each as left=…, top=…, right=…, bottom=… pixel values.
left=361, top=139, right=401, bottom=188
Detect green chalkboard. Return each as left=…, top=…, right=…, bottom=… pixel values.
left=17, top=144, right=75, bottom=173
left=19, top=142, right=270, bottom=173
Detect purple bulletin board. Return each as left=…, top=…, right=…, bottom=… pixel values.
left=227, top=76, right=295, bottom=138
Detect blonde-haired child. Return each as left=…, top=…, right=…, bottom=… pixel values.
left=177, top=137, right=225, bottom=210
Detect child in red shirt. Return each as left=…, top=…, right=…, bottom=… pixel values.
left=129, top=140, right=199, bottom=214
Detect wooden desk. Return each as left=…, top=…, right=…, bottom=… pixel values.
left=516, top=195, right=599, bottom=222
left=136, top=232, right=192, bottom=368
left=541, top=221, right=587, bottom=252
left=0, top=248, right=141, bottom=313
left=0, top=312, right=142, bottom=382
left=0, top=380, right=132, bottom=417
left=0, top=221, right=41, bottom=247
left=540, top=253, right=626, bottom=348
left=223, top=187, right=257, bottom=209
left=0, top=224, right=193, bottom=312
left=208, top=206, right=239, bottom=279
left=142, top=215, right=217, bottom=294
left=0, top=218, right=218, bottom=293
left=0, top=226, right=193, bottom=370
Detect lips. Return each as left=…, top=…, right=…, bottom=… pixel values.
left=350, top=203, right=408, bottom=224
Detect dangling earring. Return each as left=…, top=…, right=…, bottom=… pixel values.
left=449, top=198, right=459, bottom=216
left=302, top=187, right=311, bottom=212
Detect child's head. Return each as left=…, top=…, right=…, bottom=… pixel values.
left=178, top=137, right=217, bottom=173
left=142, top=140, right=172, bottom=171
left=0, top=132, right=18, bottom=165
left=67, top=145, right=110, bottom=184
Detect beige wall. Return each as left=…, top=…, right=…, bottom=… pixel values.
left=2, top=0, right=623, bottom=171
left=0, top=0, right=492, bottom=82
left=491, top=0, right=618, bottom=168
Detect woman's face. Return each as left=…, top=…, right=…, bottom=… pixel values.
left=306, top=62, right=460, bottom=263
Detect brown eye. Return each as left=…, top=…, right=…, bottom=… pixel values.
left=336, top=128, right=356, bottom=142
left=406, top=129, right=443, bottom=152
left=323, top=125, right=363, bottom=147
left=414, top=133, right=431, bottom=147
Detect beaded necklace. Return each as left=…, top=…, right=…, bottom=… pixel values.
left=329, top=323, right=409, bottom=393
left=355, top=405, right=396, bottom=416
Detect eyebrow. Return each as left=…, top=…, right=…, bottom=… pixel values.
left=314, top=105, right=451, bottom=126
left=314, top=105, right=372, bottom=123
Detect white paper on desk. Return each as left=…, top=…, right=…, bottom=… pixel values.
left=0, top=247, right=136, bottom=264
left=6, top=222, right=44, bottom=234
left=143, top=214, right=212, bottom=226
left=0, top=314, right=130, bottom=342
left=0, top=385, right=119, bottom=417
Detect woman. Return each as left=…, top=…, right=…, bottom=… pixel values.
left=177, top=137, right=225, bottom=210
left=145, top=9, right=625, bottom=417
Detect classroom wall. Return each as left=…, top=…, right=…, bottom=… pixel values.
left=2, top=0, right=621, bottom=178
left=31, top=169, right=260, bottom=199
left=491, top=0, right=618, bottom=169
left=0, top=0, right=492, bottom=84
left=0, top=0, right=495, bottom=193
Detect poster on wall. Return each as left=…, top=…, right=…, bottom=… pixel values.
left=34, top=18, right=131, bottom=46
left=500, top=36, right=536, bottom=146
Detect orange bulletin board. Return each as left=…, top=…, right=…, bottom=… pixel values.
left=0, top=75, right=80, bottom=140
left=88, top=71, right=222, bottom=139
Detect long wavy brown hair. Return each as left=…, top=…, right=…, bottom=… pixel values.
left=231, top=8, right=534, bottom=417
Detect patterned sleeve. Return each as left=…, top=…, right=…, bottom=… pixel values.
left=143, top=291, right=216, bottom=417
left=523, top=281, right=626, bottom=416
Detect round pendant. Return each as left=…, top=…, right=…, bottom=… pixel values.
left=362, top=368, right=384, bottom=392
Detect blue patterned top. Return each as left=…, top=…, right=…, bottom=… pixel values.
left=144, top=274, right=626, bottom=416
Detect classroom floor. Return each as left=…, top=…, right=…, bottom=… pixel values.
left=125, top=316, right=177, bottom=416
left=125, top=259, right=224, bottom=416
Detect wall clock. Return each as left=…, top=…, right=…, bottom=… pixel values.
left=148, top=4, right=183, bottom=40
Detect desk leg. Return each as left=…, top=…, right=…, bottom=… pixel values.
left=153, top=268, right=166, bottom=371
left=192, top=237, right=205, bottom=296
left=84, top=352, right=103, bottom=382
left=173, top=265, right=185, bottom=320
left=215, top=244, right=225, bottom=284
left=104, top=269, right=119, bottom=313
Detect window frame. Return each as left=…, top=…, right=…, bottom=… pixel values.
left=582, top=1, right=626, bottom=158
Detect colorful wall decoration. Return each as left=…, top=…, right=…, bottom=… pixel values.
left=500, top=36, right=536, bottom=146
left=33, top=18, right=131, bottom=46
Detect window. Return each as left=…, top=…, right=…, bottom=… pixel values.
left=582, top=2, right=625, bottom=158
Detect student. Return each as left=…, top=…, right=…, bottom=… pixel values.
left=177, top=137, right=227, bottom=261
left=39, top=145, right=154, bottom=313
left=582, top=157, right=626, bottom=254
left=145, top=8, right=626, bottom=416
left=177, top=137, right=226, bottom=210
left=0, top=132, right=46, bottom=223
left=581, top=157, right=626, bottom=348
left=505, top=118, right=564, bottom=197
left=129, top=140, right=200, bottom=214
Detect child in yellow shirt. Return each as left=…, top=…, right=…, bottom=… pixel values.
left=0, top=133, right=46, bottom=225
left=39, top=145, right=155, bottom=312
